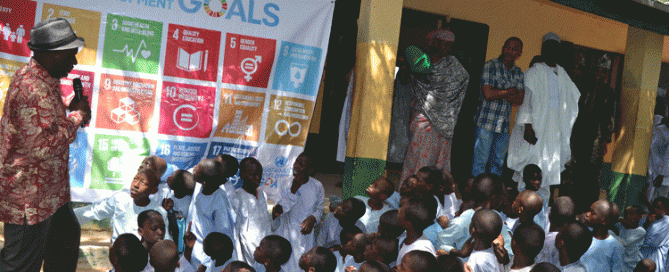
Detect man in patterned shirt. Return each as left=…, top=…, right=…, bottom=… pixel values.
left=471, top=37, right=524, bottom=178
left=0, top=18, right=91, bottom=272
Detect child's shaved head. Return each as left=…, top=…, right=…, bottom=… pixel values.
left=583, top=199, right=617, bottom=227
left=166, top=170, right=195, bottom=198
left=398, top=250, right=437, bottom=272
left=109, top=233, right=148, bottom=272
left=203, top=232, right=233, bottom=264
left=557, top=221, right=592, bottom=263
left=358, top=260, right=391, bottom=272
left=340, top=226, right=363, bottom=247
left=254, top=235, right=292, bottom=267
left=149, top=240, right=179, bottom=272
left=194, top=159, right=224, bottom=186
left=530, top=262, right=561, bottom=272
left=345, top=233, right=373, bottom=263
left=378, top=210, right=403, bottom=239
left=437, top=255, right=464, bottom=272
left=512, top=223, right=545, bottom=260
left=550, top=197, right=576, bottom=227
left=334, top=198, right=366, bottom=224
left=139, top=156, right=168, bottom=178
left=215, top=154, right=240, bottom=178
left=223, top=261, right=256, bottom=272
left=472, top=174, right=496, bottom=204
left=137, top=168, right=161, bottom=188
left=399, top=197, right=437, bottom=233
left=652, top=197, right=669, bottom=216
left=366, top=177, right=395, bottom=200
left=514, top=190, right=544, bottom=219
left=364, top=236, right=399, bottom=265
left=299, top=246, right=336, bottom=272
left=417, top=166, right=444, bottom=187
left=471, top=209, right=503, bottom=244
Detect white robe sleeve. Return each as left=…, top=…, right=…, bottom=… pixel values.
left=213, top=196, right=234, bottom=239
left=74, top=194, right=117, bottom=225
left=223, top=182, right=241, bottom=213
left=277, top=182, right=300, bottom=214
left=310, top=180, right=325, bottom=224
left=515, top=80, right=534, bottom=125
left=436, top=211, right=471, bottom=252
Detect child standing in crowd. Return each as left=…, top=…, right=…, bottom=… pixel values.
left=187, top=159, right=235, bottom=269
left=225, top=157, right=272, bottom=266
left=356, top=177, right=394, bottom=233
left=317, top=197, right=367, bottom=249
left=612, top=205, right=646, bottom=272
left=75, top=168, right=171, bottom=242
left=253, top=235, right=293, bottom=272
left=396, top=197, right=437, bottom=266
left=521, top=165, right=549, bottom=230
left=579, top=200, right=624, bottom=272
left=465, top=209, right=504, bottom=272
left=273, top=153, right=325, bottom=272
left=163, top=170, right=196, bottom=251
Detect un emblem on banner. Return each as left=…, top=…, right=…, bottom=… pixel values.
left=204, top=0, right=228, bottom=17
left=275, top=156, right=287, bottom=167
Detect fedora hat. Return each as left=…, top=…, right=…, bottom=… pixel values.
left=27, top=18, right=84, bottom=51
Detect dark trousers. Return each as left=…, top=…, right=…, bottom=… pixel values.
left=0, top=202, right=81, bottom=272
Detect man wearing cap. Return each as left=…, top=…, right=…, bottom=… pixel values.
left=507, top=32, right=579, bottom=202
left=471, top=37, right=524, bottom=179
left=0, top=18, right=91, bottom=271
left=400, top=29, right=469, bottom=182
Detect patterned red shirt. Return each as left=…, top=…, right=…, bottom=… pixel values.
left=0, top=58, right=83, bottom=225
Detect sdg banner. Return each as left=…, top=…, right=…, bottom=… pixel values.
left=0, top=0, right=334, bottom=202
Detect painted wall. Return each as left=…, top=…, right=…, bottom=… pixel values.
left=402, top=0, right=630, bottom=69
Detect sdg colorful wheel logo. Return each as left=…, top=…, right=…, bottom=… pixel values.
left=204, top=0, right=227, bottom=17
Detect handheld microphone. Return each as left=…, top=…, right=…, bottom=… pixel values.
left=72, top=78, right=85, bottom=128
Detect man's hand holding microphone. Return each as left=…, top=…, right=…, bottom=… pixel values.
left=68, top=78, right=92, bottom=127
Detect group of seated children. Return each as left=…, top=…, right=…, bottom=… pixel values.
left=75, top=154, right=669, bottom=272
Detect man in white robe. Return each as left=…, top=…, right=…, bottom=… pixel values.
left=647, top=104, right=669, bottom=201
left=507, top=32, right=580, bottom=202
left=641, top=201, right=669, bottom=272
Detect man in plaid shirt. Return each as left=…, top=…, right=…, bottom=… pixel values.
left=471, top=37, right=525, bottom=178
